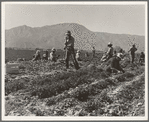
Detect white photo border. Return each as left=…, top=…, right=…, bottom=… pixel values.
left=1, top=1, right=148, bottom=121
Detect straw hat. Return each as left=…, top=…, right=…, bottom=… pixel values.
left=117, top=53, right=123, bottom=60
left=108, top=42, right=113, bottom=46
left=65, top=30, right=71, bottom=35
left=51, top=47, right=56, bottom=52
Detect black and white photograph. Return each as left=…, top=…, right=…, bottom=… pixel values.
left=1, top=1, right=148, bottom=121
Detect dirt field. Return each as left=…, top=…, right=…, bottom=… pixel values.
left=5, top=53, right=145, bottom=116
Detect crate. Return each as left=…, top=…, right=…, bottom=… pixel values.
left=6, top=63, right=20, bottom=74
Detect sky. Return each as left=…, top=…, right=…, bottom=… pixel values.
left=4, top=2, right=146, bottom=36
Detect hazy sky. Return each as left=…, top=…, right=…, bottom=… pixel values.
left=4, top=2, right=146, bottom=35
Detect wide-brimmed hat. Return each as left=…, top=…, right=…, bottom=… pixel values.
left=43, top=54, right=46, bottom=57
left=51, top=48, right=56, bottom=52
left=36, top=50, right=40, bottom=54
left=108, top=42, right=113, bottom=46
left=117, top=53, right=123, bottom=59
left=65, top=30, right=71, bottom=35
left=77, top=50, right=80, bottom=53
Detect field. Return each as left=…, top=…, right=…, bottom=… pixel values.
left=5, top=51, right=145, bottom=117
left=5, top=48, right=98, bottom=61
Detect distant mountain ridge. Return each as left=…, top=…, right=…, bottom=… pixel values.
left=5, top=23, right=145, bottom=52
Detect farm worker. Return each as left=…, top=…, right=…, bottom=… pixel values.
left=113, top=50, right=117, bottom=57
left=106, top=42, right=114, bottom=60
left=101, top=42, right=113, bottom=62
left=49, top=48, right=57, bottom=62
left=128, top=44, right=137, bottom=63
left=92, top=46, right=95, bottom=58
left=76, top=50, right=81, bottom=62
left=64, top=30, right=80, bottom=70
left=43, top=50, right=48, bottom=60
left=85, top=52, right=89, bottom=58
left=139, top=52, right=145, bottom=64
left=100, top=51, right=107, bottom=62
left=32, top=50, right=41, bottom=61
left=106, top=53, right=125, bottom=73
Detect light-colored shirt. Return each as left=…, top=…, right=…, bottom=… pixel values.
left=76, top=52, right=80, bottom=59
left=50, top=52, right=56, bottom=60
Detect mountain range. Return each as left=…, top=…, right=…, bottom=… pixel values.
left=5, top=23, right=145, bottom=52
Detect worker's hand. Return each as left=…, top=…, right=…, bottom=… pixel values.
left=118, top=71, right=121, bottom=74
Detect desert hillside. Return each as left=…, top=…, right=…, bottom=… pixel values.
left=5, top=23, right=145, bottom=52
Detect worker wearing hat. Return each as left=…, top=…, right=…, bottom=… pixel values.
left=76, top=50, right=81, bottom=62
left=139, top=51, right=145, bottom=65
left=101, top=42, right=114, bottom=62
left=49, top=47, right=57, bottom=62
left=43, top=50, right=49, bottom=60
left=64, top=30, right=80, bottom=70
left=32, top=50, right=41, bottom=61
left=106, top=53, right=125, bottom=73
left=107, top=42, right=114, bottom=58
left=128, top=44, right=137, bottom=63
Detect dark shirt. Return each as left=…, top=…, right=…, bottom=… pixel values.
left=129, top=47, right=137, bottom=55
left=65, top=36, right=74, bottom=47
left=111, top=57, right=120, bottom=69
left=35, top=54, right=41, bottom=60
left=107, top=57, right=124, bottom=72
left=140, top=54, right=145, bottom=59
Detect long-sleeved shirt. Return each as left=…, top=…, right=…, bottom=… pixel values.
left=140, top=53, right=145, bottom=59
left=76, top=52, right=80, bottom=59
left=128, top=47, right=137, bottom=55
left=107, top=57, right=124, bottom=72
left=107, top=47, right=114, bottom=56
left=64, top=36, right=74, bottom=48
left=50, top=52, right=56, bottom=60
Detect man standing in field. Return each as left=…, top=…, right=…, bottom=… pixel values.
left=106, top=42, right=114, bottom=60
left=128, top=44, right=137, bottom=63
left=92, top=46, right=96, bottom=58
left=64, top=30, right=80, bottom=70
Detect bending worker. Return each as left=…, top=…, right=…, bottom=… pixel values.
left=49, top=48, right=57, bottom=62
left=106, top=53, right=125, bottom=74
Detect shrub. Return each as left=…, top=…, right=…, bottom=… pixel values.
left=73, top=87, right=89, bottom=101
left=5, top=79, right=26, bottom=95
left=29, top=65, right=108, bottom=99
left=46, top=97, right=56, bottom=106
left=83, top=98, right=104, bottom=112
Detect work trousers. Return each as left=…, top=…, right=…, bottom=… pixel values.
left=130, top=53, right=135, bottom=63
left=106, top=66, right=124, bottom=73
left=65, top=47, right=80, bottom=70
